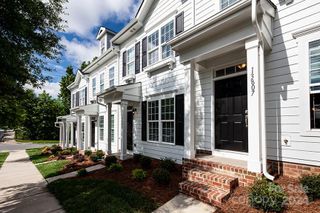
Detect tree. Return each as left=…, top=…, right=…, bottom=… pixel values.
left=80, top=61, right=90, bottom=71
left=59, top=66, right=75, bottom=115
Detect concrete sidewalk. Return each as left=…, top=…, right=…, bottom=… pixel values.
left=0, top=150, right=64, bottom=213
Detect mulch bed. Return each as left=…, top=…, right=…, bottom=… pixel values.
left=219, top=176, right=320, bottom=213
left=73, top=158, right=182, bottom=206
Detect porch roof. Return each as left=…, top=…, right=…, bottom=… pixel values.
left=71, top=104, right=99, bottom=116
left=97, top=82, right=142, bottom=104
left=170, top=0, right=276, bottom=64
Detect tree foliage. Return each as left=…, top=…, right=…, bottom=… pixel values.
left=59, top=66, right=75, bottom=115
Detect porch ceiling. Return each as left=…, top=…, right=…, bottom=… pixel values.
left=71, top=104, right=98, bottom=116
left=57, top=115, right=76, bottom=122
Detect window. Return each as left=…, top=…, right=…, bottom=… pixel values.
left=111, top=115, right=115, bottom=143
left=161, top=98, right=175, bottom=143
left=79, top=88, right=86, bottom=106
left=148, top=101, right=159, bottom=141
left=100, top=37, right=105, bottom=54
left=309, top=39, right=320, bottom=129
left=99, top=116, right=104, bottom=140
left=221, top=0, right=238, bottom=10
left=127, top=47, right=135, bottom=75
left=148, top=30, right=159, bottom=65
left=161, top=21, right=174, bottom=59
left=92, top=78, right=96, bottom=96
left=109, top=67, right=115, bottom=87
left=147, top=98, right=175, bottom=143
left=81, top=122, right=85, bottom=143
left=100, top=73, right=104, bottom=92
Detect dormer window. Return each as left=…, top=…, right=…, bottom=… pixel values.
left=100, top=37, right=106, bottom=54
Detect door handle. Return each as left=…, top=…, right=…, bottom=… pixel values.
left=245, top=110, right=248, bottom=127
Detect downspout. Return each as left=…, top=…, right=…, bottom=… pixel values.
left=251, top=0, right=274, bottom=181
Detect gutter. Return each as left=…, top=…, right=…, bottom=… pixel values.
left=251, top=0, right=274, bottom=181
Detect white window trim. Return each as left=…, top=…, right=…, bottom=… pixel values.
left=146, top=93, right=176, bottom=145
left=297, top=30, right=320, bottom=137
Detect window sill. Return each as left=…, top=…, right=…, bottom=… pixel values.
left=301, top=130, right=320, bottom=137
left=143, top=140, right=176, bottom=146
left=144, top=57, right=176, bottom=77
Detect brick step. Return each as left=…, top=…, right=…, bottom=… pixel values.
left=179, top=180, right=230, bottom=206
left=187, top=168, right=238, bottom=192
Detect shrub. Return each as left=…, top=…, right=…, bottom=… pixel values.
left=41, top=146, right=51, bottom=155
left=77, top=168, right=87, bottom=177
left=96, top=150, right=105, bottom=159
left=300, top=175, right=320, bottom=201
left=133, top=153, right=142, bottom=163
left=84, top=150, right=92, bottom=156
left=160, top=158, right=176, bottom=172
left=50, top=145, right=62, bottom=155
left=108, top=163, right=123, bottom=172
left=60, top=149, right=71, bottom=156
left=73, top=154, right=85, bottom=162
left=249, top=179, right=287, bottom=212
left=105, top=155, right=117, bottom=167
left=140, top=156, right=152, bottom=169
left=90, top=154, right=99, bottom=162
left=152, top=168, right=171, bottom=185
left=132, top=169, right=147, bottom=181
left=67, top=147, right=78, bottom=155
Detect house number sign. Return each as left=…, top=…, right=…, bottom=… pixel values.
left=251, top=67, right=255, bottom=96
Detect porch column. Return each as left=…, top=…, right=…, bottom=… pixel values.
left=61, top=123, right=66, bottom=149
left=59, top=125, right=63, bottom=148
left=245, top=38, right=262, bottom=173
left=184, top=62, right=196, bottom=159
left=76, top=115, right=82, bottom=150
left=120, top=101, right=128, bottom=160
left=65, top=122, right=70, bottom=148
left=85, top=115, right=90, bottom=150
left=70, top=122, right=74, bottom=147
left=107, top=103, right=112, bottom=155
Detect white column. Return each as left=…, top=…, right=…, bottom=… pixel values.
left=70, top=122, right=74, bottom=147
left=76, top=115, right=82, bottom=150
left=61, top=123, right=66, bottom=149
left=120, top=101, right=128, bottom=160
left=184, top=62, right=196, bottom=159
left=246, top=38, right=262, bottom=173
left=85, top=115, right=90, bottom=150
left=59, top=125, right=63, bottom=147
left=65, top=122, right=70, bottom=148
left=107, top=103, right=112, bottom=155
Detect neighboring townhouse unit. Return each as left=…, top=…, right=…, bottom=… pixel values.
left=56, top=0, right=320, bottom=206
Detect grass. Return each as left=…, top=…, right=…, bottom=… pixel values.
left=16, top=139, right=59, bottom=144
left=36, top=160, right=70, bottom=178
left=48, top=179, right=157, bottom=213
left=26, top=147, right=50, bottom=164
left=0, top=152, right=9, bottom=168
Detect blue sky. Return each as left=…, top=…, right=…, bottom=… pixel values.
left=33, top=0, right=142, bottom=98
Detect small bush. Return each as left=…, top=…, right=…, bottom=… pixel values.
left=300, top=175, right=320, bottom=201
left=96, top=150, right=105, bottom=159
left=152, top=168, right=171, bottom=185
left=67, top=147, right=78, bottom=155
left=73, top=154, right=85, bottom=162
left=77, top=168, right=87, bottom=177
left=132, top=169, right=147, bottom=181
left=50, top=145, right=62, bottom=155
left=60, top=149, right=71, bottom=155
left=133, top=153, right=142, bottom=163
left=108, top=163, right=123, bottom=172
left=160, top=158, right=176, bottom=172
left=105, top=155, right=117, bottom=167
left=41, top=147, right=51, bottom=155
left=140, top=156, right=152, bottom=169
left=90, top=154, right=99, bottom=162
left=249, top=179, right=287, bottom=212
left=84, top=150, right=92, bottom=156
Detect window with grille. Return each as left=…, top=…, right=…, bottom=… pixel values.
left=221, top=0, right=238, bottom=10
left=100, top=73, right=104, bottom=92
left=99, top=116, right=104, bottom=140
left=109, top=67, right=114, bottom=87
left=92, top=78, right=96, bottom=96
left=127, top=47, right=135, bottom=75
left=161, top=21, right=174, bottom=59
left=148, top=30, right=159, bottom=65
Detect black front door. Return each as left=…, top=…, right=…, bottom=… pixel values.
left=127, top=111, right=133, bottom=151
left=215, top=75, right=248, bottom=152
left=91, top=121, right=95, bottom=147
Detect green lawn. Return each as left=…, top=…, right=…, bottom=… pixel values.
left=0, top=152, right=9, bottom=168
left=36, top=160, right=70, bottom=178
left=26, top=147, right=50, bottom=164
left=48, top=179, right=157, bottom=213
left=16, top=139, right=59, bottom=144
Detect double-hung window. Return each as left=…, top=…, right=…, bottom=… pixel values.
left=127, top=47, right=135, bottom=75
left=109, top=67, right=115, bottom=87
left=100, top=73, right=104, bottom=92
left=221, top=0, right=238, bottom=10
left=161, top=21, right=174, bottom=59
left=148, top=30, right=159, bottom=65
left=99, top=116, right=104, bottom=140
left=309, top=39, right=320, bottom=129
left=79, top=89, right=85, bottom=106
left=111, top=115, right=115, bottom=143
left=92, top=78, right=96, bottom=96
left=100, top=37, right=105, bottom=54
left=147, top=98, right=175, bottom=144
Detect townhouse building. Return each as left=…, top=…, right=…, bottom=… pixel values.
left=56, top=0, right=320, bottom=206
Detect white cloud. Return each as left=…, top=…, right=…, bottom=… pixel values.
left=61, top=37, right=98, bottom=65
left=63, top=0, right=141, bottom=37
left=25, top=82, right=61, bottom=99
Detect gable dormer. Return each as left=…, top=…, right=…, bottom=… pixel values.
left=96, top=27, right=117, bottom=55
